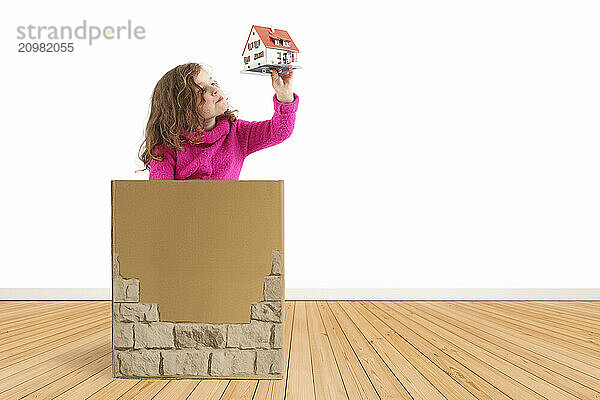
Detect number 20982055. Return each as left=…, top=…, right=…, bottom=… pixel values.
left=18, top=42, right=74, bottom=52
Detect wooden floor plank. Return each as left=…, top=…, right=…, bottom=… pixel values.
left=0, top=327, right=111, bottom=396
left=481, top=301, right=600, bottom=346
left=0, top=300, right=104, bottom=322
left=458, top=301, right=600, bottom=356
left=0, top=302, right=106, bottom=342
left=285, top=301, right=316, bottom=400
left=220, top=380, right=258, bottom=400
left=0, top=300, right=598, bottom=399
left=409, top=302, right=600, bottom=400
left=425, top=301, right=600, bottom=375
left=315, top=302, right=380, bottom=400
left=363, top=301, right=501, bottom=400
left=0, top=301, right=88, bottom=318
left=150, top=379, right=201, bottom=399
left=424, top=302, right=600, bottom=387
left=305, top=301, right=349, bottom=399
left=326, top=301, right=413, bottom=399
left=508, top=300, right=600, bottom=320
left=339, top=301, right=447, bottom=400
left=0, top=309, right=107, bottom=354
left=390, top=302, right=553, bottom=400
left=85, top=375, right=141, bottom=399
left=526, top=301, right=600, bottom=320
left=567, top=301, right=600, bottom=313
left=0, top=300, right=99, bottom=314
left=53, top=367, right=116, bottom=399
left=427, top=302, right=599, bottom=378
left=187, top=380, right=229, bottom=400
left=111, top=380, right=169, bottom=399
left=498, top=301, right=600, bottom=330
left=1, top=344, right=110, bottom=399
left=20, top=352, right=112, bottom=399
left=0, top=318, right=109, bottom=368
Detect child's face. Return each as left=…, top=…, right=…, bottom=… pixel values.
left=194, top=69, right=228, bottom=121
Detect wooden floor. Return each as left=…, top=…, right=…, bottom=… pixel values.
left=0, top=301, right=599, bottom=399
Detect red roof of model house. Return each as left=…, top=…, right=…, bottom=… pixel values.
left=242, top=25, right=299, bottom=55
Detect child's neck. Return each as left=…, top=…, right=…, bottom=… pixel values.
left=202, top=117, right=217, bottom=132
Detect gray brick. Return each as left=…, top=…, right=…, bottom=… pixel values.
left=113, top=322, right=134, bottom=349
left=112, top=350, right=120, bottom=375
left=251, top=301, right=282, bottom=322
left=210, top=349, right=256, bottom=376
left=161, top=349, right=211, bottom=376
left=133, top=322, right=174, bottom=349
left=272, top=323, right=282, bottom=349
left=256, top=349, right=282, bottom=375
left=116, top=349, right=161, bottom=377
left=227, top=320, right=272, bottom=349
left=113, top=303, right=121, bottom=321
left=113, top=276, right=139, bottom=302
left=112, top=253, right=120, bottom=276
left=271, top=250, right=282, bottom=275
left=119, top=303, right=159, bottom=322
left=263, top=276, right=281, bottom=301
left=174, top=323, right=227, bottom=349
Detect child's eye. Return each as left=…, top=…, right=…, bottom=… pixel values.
left=212, top=82, right=219, bottom=87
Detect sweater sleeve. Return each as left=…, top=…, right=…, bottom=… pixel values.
left=149, top=143, right=176, bottom=180
left=237, top=93, right=299, bottom=157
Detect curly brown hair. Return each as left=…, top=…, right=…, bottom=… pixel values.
left=136, top=63, right=238, bottom=172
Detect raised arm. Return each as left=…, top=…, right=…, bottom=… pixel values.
left=149, top=143, right=176, bottom=180
left=237, top=92, right=299, bottom=157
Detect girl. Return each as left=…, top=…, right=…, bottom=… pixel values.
left=138, top=62, right=299, bottom=180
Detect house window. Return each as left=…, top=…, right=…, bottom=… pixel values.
left=254, top=40, right=259, bottom=47
left=248, top=42, right=253, bottom=51
left=277, top=52, right=281, bottom=59
left=244, top=56, right=250, bottom=64
left=254, top=51, right=264, bottom=60
left=271, top=37, right=280, bottom=45
left=283, top=40, right=291, bottom=47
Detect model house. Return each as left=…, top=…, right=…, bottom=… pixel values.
left=241, top=25, right=300, bottom=74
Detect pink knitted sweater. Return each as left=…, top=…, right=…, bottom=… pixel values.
left=149, top=93, right=299, bottom=180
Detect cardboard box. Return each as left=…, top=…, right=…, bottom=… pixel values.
left=111, top=180, right=284, bottom=379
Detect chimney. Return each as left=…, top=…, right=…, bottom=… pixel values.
left=268, top=26, right=275, bottom=34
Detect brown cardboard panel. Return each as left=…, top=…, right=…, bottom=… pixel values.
left=112, top=180, right=283, bottom=323
left=111, top=180, right=285, bottom=379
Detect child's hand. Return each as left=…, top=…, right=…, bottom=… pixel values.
left=270, top=69, right=294, bottom=103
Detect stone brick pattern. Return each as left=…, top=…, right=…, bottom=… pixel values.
left=112, top=250, right=284, bottom=379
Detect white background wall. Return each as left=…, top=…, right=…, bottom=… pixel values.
left=1, top=0, right=598, bottom=294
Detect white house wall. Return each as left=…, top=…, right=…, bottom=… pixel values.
left=265, top=48, right=299, bottom=66
left=242, top=27, right=267, bottom=70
